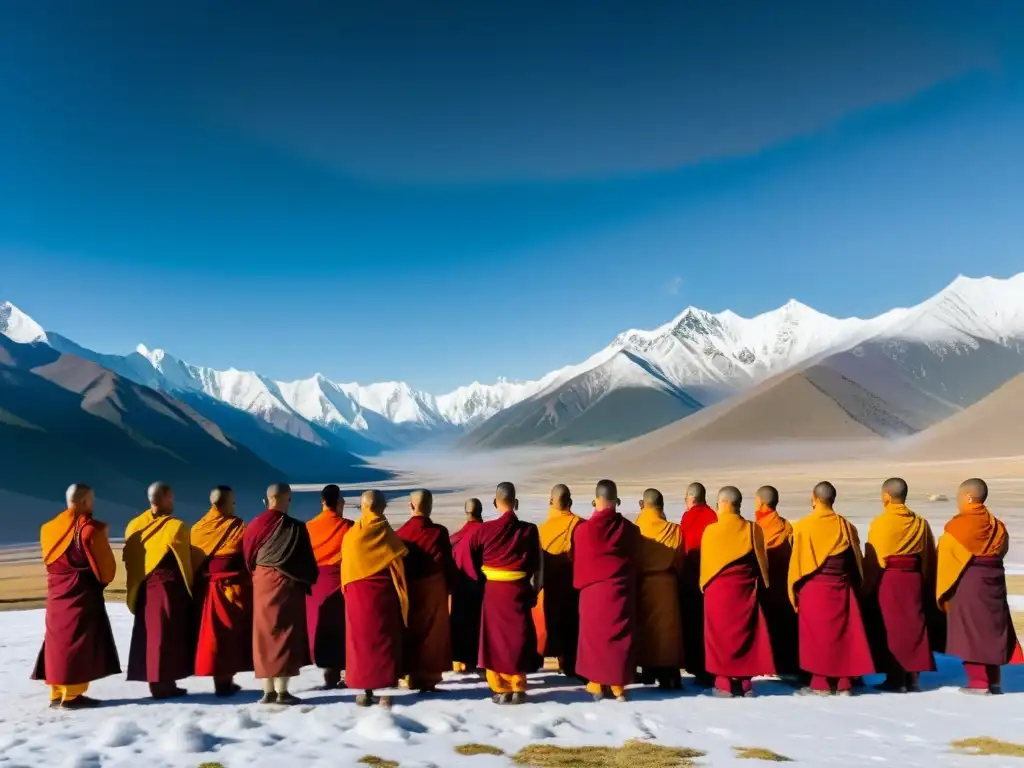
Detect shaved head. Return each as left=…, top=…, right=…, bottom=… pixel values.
left=266, top=482, right=292, bottom=513
left=147, top=481, right=174, bottom=515
left=495, top=482, right=517, bottom=511
left=958, top=477, right=988, bottom=504
left=755, top=485, right=779, bottom=509
left=550, top=484, right=572, bottom=510
left=594, top=479, right=619, bottom=511
left=210, top=485, right=234, bottom=512
left=686, top=482, right=707, bottom=505
left=642, top=488, right=664, bottom=510
left=321, top=484, right=342, bottom=510
left=464, top=498, right=483, bottom=521
left=882, top=477, right=908, bottom=504
left=66, top=484, right=94, bottom=512
left=411, top=489, right=433, bottom=517
left=813, top=481, right=837, bottom=506
left=361, top=489, right=387, bottom=513
left=718, top=485, right=742, bottom=509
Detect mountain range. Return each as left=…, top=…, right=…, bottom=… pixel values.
left=2, top=272, right=1023, bottom=523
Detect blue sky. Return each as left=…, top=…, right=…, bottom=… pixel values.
left=2, top=2, right=1023, bottom=392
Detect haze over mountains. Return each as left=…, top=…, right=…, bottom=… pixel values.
left=1, top=272, right=1022, bottom=533
left=3, top=274, right=1023, bottom=462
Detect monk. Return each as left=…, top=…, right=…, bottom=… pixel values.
left=124, top=482, right=194, bottom=699
left=862, top=478, right=937, bottom=693
left=789, top=481, right=875, bottom=696
left=306, top=484, right=353, bottom=690
left=754, top=485, right=801, bottom=682
left=574, top=480, right=638, bottom=702
left=679, top=482, right=718, bottom=687
left=450, top=498, right=485, bottom=673
left=342, top=490, right=408, bottom=708
left=397, top=490, right=455, bottom=693
left=243, top=482, right=319, bottom=705
left=937, top=478, right=1023, bottom=695
left=532, top=484, right=582, bottom=678
left=463, top=482, right=541, bottom=704
left=701, top=486, right=774, bottom=697
left=191, top=485, right=253, bottom=697
left=32, top=484, right=121, bottom=709
left=635, top=488, right=684, bottom=689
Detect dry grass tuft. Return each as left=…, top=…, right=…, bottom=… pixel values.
left=197, top=764, right=226, bottom=768
left=455, top=743, right=506, bottom=756
left=512, top=740, right=705, bottom=767
left=950, top=737, right=1024, bottom=757
left=733, top=746, right=794, bottom=761
left=358, top=756, right=400, bottom=768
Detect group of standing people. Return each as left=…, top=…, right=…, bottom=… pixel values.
left=33, top=475, right=1021, bottom=710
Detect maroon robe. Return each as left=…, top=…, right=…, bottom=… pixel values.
left=345, top=570, right=405, bottom=689
left=193, top=551, right=254, bottom=677
left=126, top=552, right=194, bottom=682
left=450, top=520, right=484, bottom=668
left=464, top=511, right=541, bottom=674
left=32, top=529, right=121, bottom=686
left=795, top=552, right=875, bottom=678
left=863, top=554, right=935, bottom=676
left=397, top=516, right=455, bottom=681
left=703, top=554, right=776, bottom=678
left=244, top=509, right=318, bottom=678
left=307, top=562, right=345, bottom=669
left=945, top=556, right=1021, bottom=666
left=762, top=543, right=800, bottom=676
left=573, top=509, right=637, bottom=687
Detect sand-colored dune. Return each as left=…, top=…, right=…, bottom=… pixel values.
left=898, top=374, right=1024, bottom=461
left=557, top=366, right=913, bottom=477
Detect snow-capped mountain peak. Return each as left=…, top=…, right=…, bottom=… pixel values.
left=0, top=302, right=47, bottom=345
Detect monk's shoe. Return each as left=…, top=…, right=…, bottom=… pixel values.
left=259, top=692, right=278, bottom=705
left=958, top=687, right=992, bottom=696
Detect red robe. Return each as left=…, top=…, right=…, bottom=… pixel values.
left=32, top=516, right=121, bottom=686
left=463, top=511, right=541, bottom=674
left=396, top=516, right=455, bottom=682
left=573, top=508, right=638, bottom=687
left=450, top=520, right=484, bottom=668
left=679, top=503, right=717, bottom=679
left=192, top=514, right=254, bottom=679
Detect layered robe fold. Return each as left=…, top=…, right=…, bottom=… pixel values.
left=450, top=520, right=484, bottom=669
left=464, top=511, right=541, bottom=676
left=861, top=504, right=937, bottom=677
left=532, top=507, right=582, bottom=676
left=191, top=507, right=253, bottom=678
left=937, top=504, right=1023, bottom=668
left=305, top=508, right=353, bottom=671
left=700, top=511, right=775, bottom=680
left=397, top=516, right=455, bottom=687
left=679, top=503, right=717, bottom=680
left=788, top=504, right=874, bottom=679
left=635, top=508, right=684, bottom=674
left=573, top=508, right=638, bottom=688
left=32, top=510, right=121, bottom=688
left=755, top=506, right=799, bottom=676
left=342, top=509, right=408, bottom=690
left=124, top=510, right=195, bottom=683
left=243, top=509, right=318, bottom=678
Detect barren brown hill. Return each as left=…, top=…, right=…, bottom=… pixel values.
left=561, top=365, right=915, bottom=476
left=898, top=374, right=1024, bottom=461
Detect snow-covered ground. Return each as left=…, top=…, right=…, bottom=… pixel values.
left=1, top=606, right=1022, bottom=767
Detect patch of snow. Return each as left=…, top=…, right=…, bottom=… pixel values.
left=0, top=301, right=47, bottom=344
left=0, top=604, right=1023, bottom=767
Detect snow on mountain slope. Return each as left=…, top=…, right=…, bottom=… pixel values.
left=0, top=302, right=47, bottom=344
left=3, top=273, right=1022, bottom=450
left=462, top=349, right=704, bottom=448
left=435, top=378, right=546, bottom=426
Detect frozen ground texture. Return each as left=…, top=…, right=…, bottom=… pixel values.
left=1, top=606, right=1023, bottom=767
